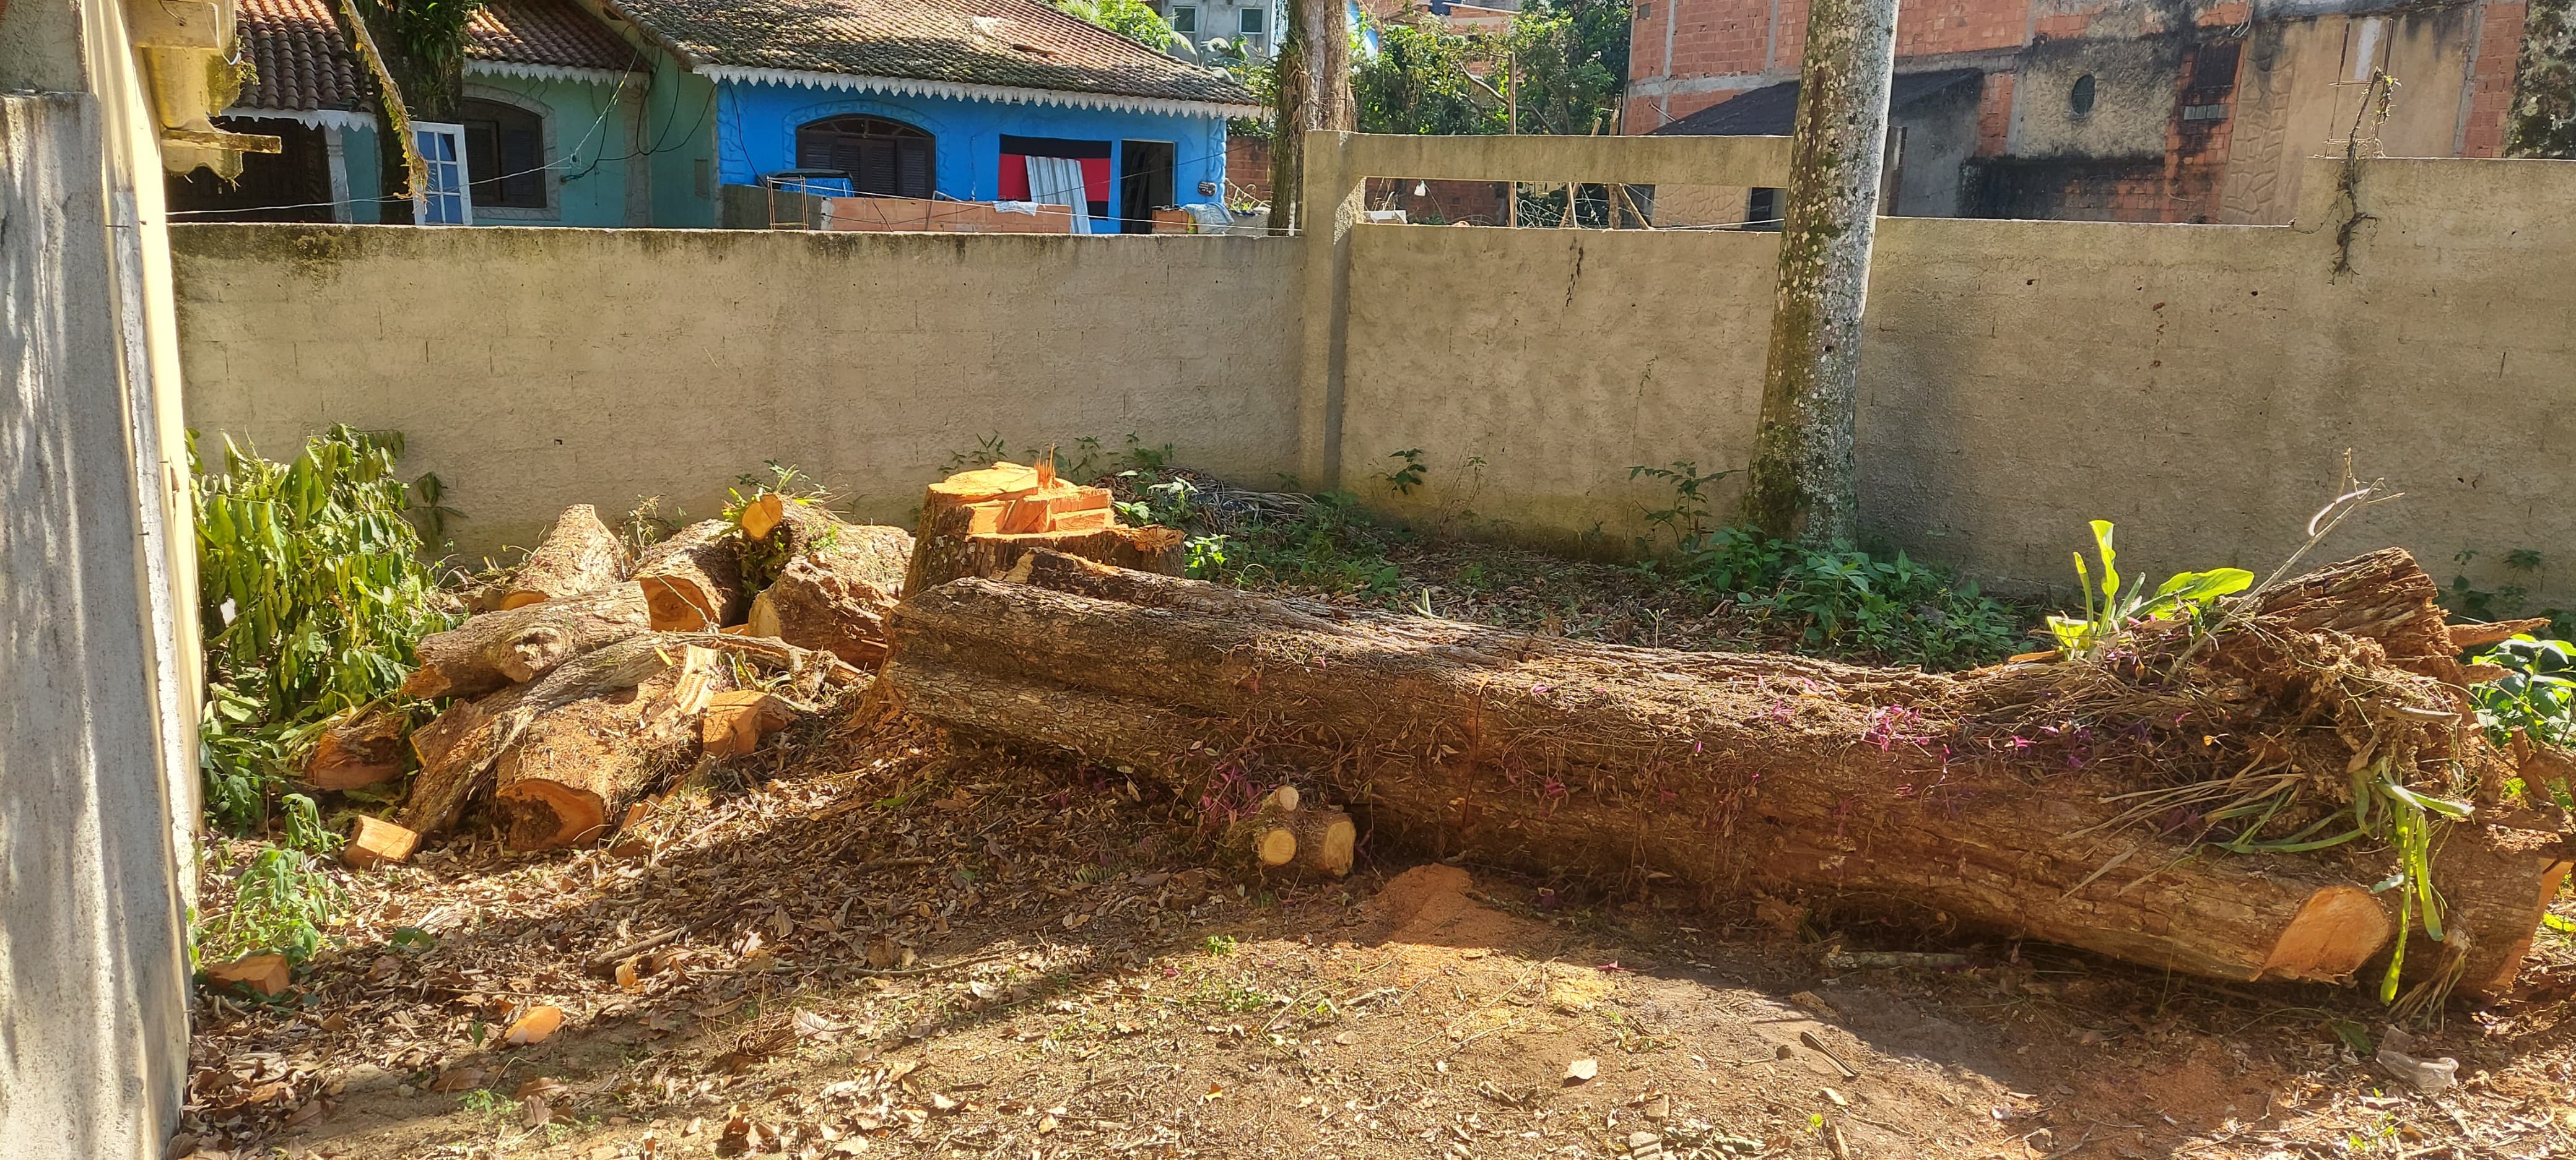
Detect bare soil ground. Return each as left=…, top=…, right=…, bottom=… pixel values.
left=186, top=704, right=2576, bottom=1160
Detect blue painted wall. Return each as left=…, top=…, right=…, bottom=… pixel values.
left=711, top=82, right=1229, bottom=209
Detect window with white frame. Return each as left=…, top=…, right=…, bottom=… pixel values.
left=1168, top=4, right=1196, bottom=33
left=1237, top=4, right=1265, bottom=41
left=411, top=121, right=471, bottom=224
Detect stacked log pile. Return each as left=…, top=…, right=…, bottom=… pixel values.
left=331, top=465, right=1189, bottom=860
left=878, top=548, right=2576, bottom=1001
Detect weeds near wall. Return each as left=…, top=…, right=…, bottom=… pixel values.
left=2469, top=635, right=2576, bottom=755
left=2330, top=70, right=2399, bottom=278
left=1627, top=466, right=2023, bottom=669
left=194, top=426, right=456, bottom=833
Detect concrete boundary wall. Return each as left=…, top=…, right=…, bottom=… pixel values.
left=176, top=136, right=2575, bottom=611
left=1324, top=145, right=2576, bottom=608
left=173, top=227, right=1303, bottom=557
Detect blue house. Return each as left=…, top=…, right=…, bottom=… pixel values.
left=607, top=0, right=1263, bottom=231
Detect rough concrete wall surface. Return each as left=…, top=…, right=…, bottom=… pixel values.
left=0, top=92, right=193, bottom=1160
left=1339, top=154, right=2576, bottom=609
left=172, top=227, right=1305, bottom=557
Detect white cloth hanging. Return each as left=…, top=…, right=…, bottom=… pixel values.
left=1024, top=155, right=1094, bottom=235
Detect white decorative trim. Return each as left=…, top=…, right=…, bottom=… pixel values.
left=219, top=106, right=376, bottom=130
left=466, top=58, right=633, bottom=85
left=697, top=64, right=1265, bottom=119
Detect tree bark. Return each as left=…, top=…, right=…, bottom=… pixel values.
left=401, top=583, right=650, bottom=700
left=748, top=551, right=902, bottom=667
left=633, top=519, right=746, bottom=631
left=880, top=550, right=2571, bottom=998
left=499, top=504, right=628, bottom=609
left=1738, top=0, right=1899, bottom=545
left=1269, top=0, right=1354, bottom=235
left=401, top=634, right=694, bottom=836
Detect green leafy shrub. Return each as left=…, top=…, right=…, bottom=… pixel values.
left=1652, top=527, right=2022, bottom=670
left=195, top=838, right=341, bottom=967
left=2468, top=636, right=2576, bottom=752
left=1212, top=491, right=1408, bottom=596
left=2043, top=520, right=2252, bottom=657
left=194, top=426, right=454, bottom=831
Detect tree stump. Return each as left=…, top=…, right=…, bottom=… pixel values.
left=903, top=462, right=1181, bottom=594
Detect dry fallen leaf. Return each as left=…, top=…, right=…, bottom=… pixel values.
left=504, top=1005, right=564, bottom=1045
left=429, top=1067, right=485, bottom=1093
left=1565, top=1057, right=1599, bottom=1083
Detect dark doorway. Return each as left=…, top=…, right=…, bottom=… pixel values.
left=1118, top=140, right=1175, bottom=234
left=796, top=115, right=934, bottom=199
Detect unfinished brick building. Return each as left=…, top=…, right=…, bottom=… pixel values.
left=1628, top=0, right=2531, bottom=222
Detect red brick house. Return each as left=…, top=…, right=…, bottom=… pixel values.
left=1629, top=0, right=2531, bottom=222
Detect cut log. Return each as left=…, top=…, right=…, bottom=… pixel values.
left=1234, top=786, right=1356, bottom=876
left=747, top=552, right=900, bottom=666
left=305, top=706, right=407, bottom=790
left=700, top=690, right=796, bottom=757
left=402, top=584, right=650, bottom=700
left=204, top=953, right=290, bottom=996
left=488, top=641, right=732, bottom=850
left=879, top=548, right=2573, bottom=999
left=344, top=815, right=420, bottom=868
left=633, top=519, right=746, bottom=631
left=498, top=504, right=629, bottom=610
left=2446, top=617, right=2556, bottom=652
left=401, top=633, right=692, bottom=838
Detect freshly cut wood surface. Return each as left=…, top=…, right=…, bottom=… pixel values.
left=1234, top=787, right=1356, bottom=878
left=633, top=520, right=746, bottom=631
left=305, top=707, right=407, bottom=790
left=700, top=689, right=795, bottom=756
left=402, top=584, right=650, bottom=700
left=344, top=815, right=420, bottom=868
left=881, top=549, right=2574, bottom=998
left=499, top=504, right=628, bottom=609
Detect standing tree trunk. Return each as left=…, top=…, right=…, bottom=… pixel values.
left=1269, top=0, right=1355, bottom=235
left=1738, top=0, right=1900, bottom=545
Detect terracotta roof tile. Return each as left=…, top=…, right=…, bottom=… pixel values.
left=233, top=0, right=368, bottom=113
left=611, top=0, right=1259, bottom=110
left=467, top=0, right=643, bottom=72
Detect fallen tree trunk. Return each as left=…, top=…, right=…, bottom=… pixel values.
left=402, top=584, right=650, bottom=700
left=634, top=519, right=746, bottom=631
left=499, top=504, right=628, bottom=609
left=880, top=549, right=2572, bottom=1000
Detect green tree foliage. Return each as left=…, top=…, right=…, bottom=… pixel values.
left=194, top=426, right=455, bottom=831
left=1055, top=0, right=1188, bottom=51
left=2508, top=0, right=2575, bottom=158
left=1500, top=0, right=1627, bottom=134
left=1351, top=0, right=1629, bottom=136
left=1355, top=19, right=1503, bottom=134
